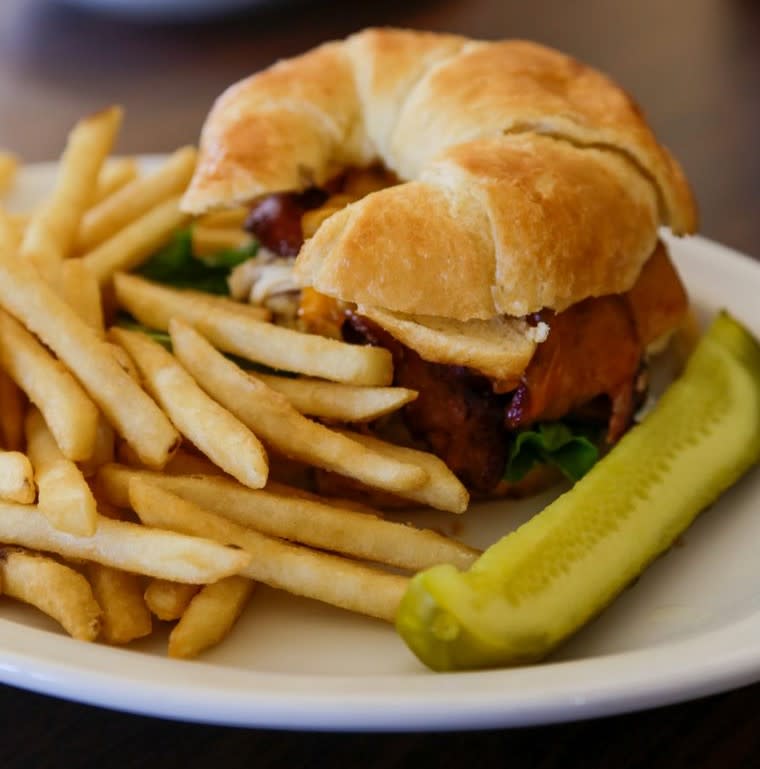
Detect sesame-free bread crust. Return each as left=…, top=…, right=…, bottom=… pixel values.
left=183, top=28, right=696, bottom=321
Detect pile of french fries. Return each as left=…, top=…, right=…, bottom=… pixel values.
left=0, top=107, right=476, bottom=660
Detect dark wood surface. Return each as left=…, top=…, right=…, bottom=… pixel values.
left=1, top=0, right=760, bottom=765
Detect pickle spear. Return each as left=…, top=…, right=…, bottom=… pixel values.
left=396, top=312, right=760, bottom=671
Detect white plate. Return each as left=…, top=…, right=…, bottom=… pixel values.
left=2, top=162, right=760, bottom=731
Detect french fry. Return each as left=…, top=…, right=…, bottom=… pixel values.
left=57, top=259, right=105, bottom=337
left=114, top=273, right=393, bottom=385
left=191, top=226, right=252, bottom=258
left=0, top=208, right=24, bottom=251
left=82, top=196, right=192, bottom=285
left=0, top=152, right=18, bottom=198
left=77, top=147, right=196, bottom=253
left=257, top=374, right=418, bottom=423
left=0, top=547, right=101, bottom=641
left=196, top=207, right=249, bottom=230
left=0, top=309, right=99, bottom=461
left=265, top=479, right=382, bottom=516
left=25, top=408, right=98, bottom=536
left=0, top=208, right=16, bottom=248
left=98, top=465, right=479, bottom=572
left=144, top=579, right=199, bottom=621
left=21, top=107, right=122, bottom=277
left=90, top=157, right=139, bottom=208
left=87, top=563, right=152, bottom=645
left=55, top=257, right=117, bottom=476
left=0, top=452, right=35, bottom=503
left=335, top=429, right=470, bottom=514
left=0, top=369, right=25, bottom=451
left=169, top=320, right=424, bottom=493
left=163, top=448, right=226, bottom=476
left=0, top=502, right=251, bottom=583
left=129, top=480, right=407, bottom=622
left=0, top=250, right=180, bottom=468
left=168, top=575, right=254, bottom=659
left=126, top=283, right=270, bottom=322
left=78, top=419, right=115, bottom=478
left=110, top=327, right=268, bottom=489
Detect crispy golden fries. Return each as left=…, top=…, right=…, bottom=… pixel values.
left=114, top=274, right=393, bottom=385
left=21, top=107, right=122, bottom=277
left=133, top=283, right=270, bottom=322
left=78, top=419, right=116, bottom=478
left=0, top=451, right=35, bottom=503
left=0, top=208, right=24, bottom=251
left=82, top=196, right=191, bottom=285
left=26, top=408, right=98, bottom=536
left=77, top=147, right=196, bottom=253
left=91, top=157, right=139, bottom=207
left=257, top=374, right=418, bottom=423
left=110, top=327, right=268, bottom=489
left=87, top=563, right=152, bottom=645
left=129, top=480, right=408, bottom=622
left=0, top=123, right=488, bottom=660
left=56, top=258, right=117, bottom=476
left=191, top=226, right=252, bottom=259
left=0, top=548, right=101, bottom=640
left=335, top=430, right=470, bottom=514
left=144, top=579, right=199, bottom=621
left=0, top=502, right=250, bottom=582
left=0, top=152, right=19, bottom=198
left=57, top=259, right=105, bottom=337
left=169, top=320, right=426, bottom=494
left=0, top=251, right=180, bottom=467
left=163, top=448, right=226, bottom=476
left=0, top=369, right=24, bottom=451
left=0, top=309, right=99, bottom=461
left=98, top=465, right=478, bottom=572
left=168, top=575, right=254, bottom=659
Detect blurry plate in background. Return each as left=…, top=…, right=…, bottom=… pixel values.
left=49, top=0, right=281, bottom=21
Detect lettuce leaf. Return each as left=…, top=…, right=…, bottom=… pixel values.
left=136, top=227, right=257, bottom=295
left=505, top=422, right=601, bottom=483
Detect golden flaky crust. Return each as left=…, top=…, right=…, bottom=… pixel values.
left=183, top=28, right=697, bottom=320
left=183, top=42, right=374, bottom=208
left=298, top=136, right=660, bottom=319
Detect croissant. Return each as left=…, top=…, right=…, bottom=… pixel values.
left=183, top=28, right=694, bottom=313
left=183, top=29, right=695, bottom=493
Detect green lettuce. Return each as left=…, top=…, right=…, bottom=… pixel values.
left=136, top=227, right=257, bottom=295
left=505, top=422, right=601, bottom=483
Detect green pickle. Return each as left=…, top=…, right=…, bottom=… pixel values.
left=396, top=312, right=760, bottom=671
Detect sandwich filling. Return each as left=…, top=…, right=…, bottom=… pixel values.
left=229, top=170, right=689, bottom=494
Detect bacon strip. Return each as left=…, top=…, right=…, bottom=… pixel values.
left=506, top=242, right=688, bottom=443
left=505, top=295, right=641, bottom=443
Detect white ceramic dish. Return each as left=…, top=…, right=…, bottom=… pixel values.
left=2, top=162, right=760, bottom=731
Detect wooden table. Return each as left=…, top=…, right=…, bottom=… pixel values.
left=1, top=0, right=759, bottom=764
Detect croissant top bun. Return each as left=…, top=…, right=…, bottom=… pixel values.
left=182, top=28, right=696, bottom=321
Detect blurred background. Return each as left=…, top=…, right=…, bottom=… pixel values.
left=0, top=0, right=758, bottom=254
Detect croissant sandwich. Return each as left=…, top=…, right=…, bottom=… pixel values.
left=182, top=28, right=697, bottom=496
